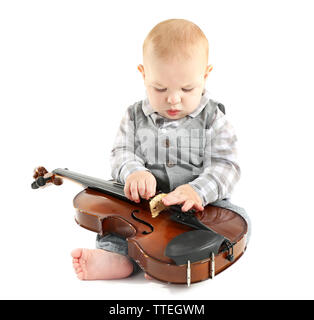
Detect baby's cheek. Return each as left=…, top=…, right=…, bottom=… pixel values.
left=147, top=91, right=162, bottom=107
left=185, top=97, right=201, bottom=113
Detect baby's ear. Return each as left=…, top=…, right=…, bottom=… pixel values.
left=137, top=64, right=145, bottom=79
left=204, top=65, right=213, bottom=79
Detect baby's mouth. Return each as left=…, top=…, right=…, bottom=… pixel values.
left=166, top=109, right=180, bottom=116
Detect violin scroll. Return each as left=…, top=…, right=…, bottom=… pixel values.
left=31, top=166, right=63, bottom=189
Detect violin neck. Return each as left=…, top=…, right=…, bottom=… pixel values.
left=52, top=168, right=127, bottom=201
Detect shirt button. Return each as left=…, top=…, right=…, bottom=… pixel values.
left=166, top=161, right=175, bottom=167
left=164, top=138, right=170, bottom=148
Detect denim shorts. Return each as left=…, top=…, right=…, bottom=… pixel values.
left=96, top=233, right=142, bottom=276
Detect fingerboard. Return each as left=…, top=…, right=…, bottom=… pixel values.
left=53, top=168, right=128, bottom=201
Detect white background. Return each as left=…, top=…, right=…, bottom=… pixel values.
left=1, top=0, right=314, bottom=300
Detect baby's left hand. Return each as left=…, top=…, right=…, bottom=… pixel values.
left=162, top=184, right=204, bottom=212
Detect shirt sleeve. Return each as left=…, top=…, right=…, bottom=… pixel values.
left=110, top=105, right=149, bottom=184
left=188, top=108, right=241, bottom=206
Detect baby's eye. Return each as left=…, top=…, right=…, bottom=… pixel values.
left=182, top=88, right=194, bottom=92
left=154, top=88, right=167, bottom=93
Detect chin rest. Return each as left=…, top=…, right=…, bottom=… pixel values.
left=165, top=230, right=226, bottom=265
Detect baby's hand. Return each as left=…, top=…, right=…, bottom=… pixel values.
left=124, top=170, right=156, bottom=203
left=162, top=184, right=204, bottom=212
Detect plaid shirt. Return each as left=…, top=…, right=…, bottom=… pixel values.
left=110, top=89, right=240, bottom=206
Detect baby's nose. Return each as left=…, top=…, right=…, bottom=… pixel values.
left=167, top=93, right=181, bottom=105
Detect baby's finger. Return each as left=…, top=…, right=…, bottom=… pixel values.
left=124, top=181, right=132, bottom=200
left=130, top=181, right=140, bottom=203
left=137, top=179, right=146, bottom=199
left=182, top=200, right=204, bottom=212
left=194, top=203, right=204, bottom=212
left=145, top=178, right=156, bottom=199
left=162, top=192, right=183, bottom=206
left=181, top=199, right=195, bottom=212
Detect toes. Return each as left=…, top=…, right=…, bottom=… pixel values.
left=72, top=261, right=80, bottom=270
left=71, top=248, right=83, bottom=258
left=73, top=261, right=85, bottom=280
left=76, top=270, right=84, bottom=280
left=71, top=248, right=86, bottom=280
left=72, top=258, right=79, bottom=264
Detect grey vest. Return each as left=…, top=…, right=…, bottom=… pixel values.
left=128, top=99, right=220, bottom=193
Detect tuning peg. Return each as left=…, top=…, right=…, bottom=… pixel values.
left=52, top=177, right=63, bottom=186
left=31, top=181, right=39, bottom=189
left=37, top=176, right=46, bottom=186
left=31, top=176, right=49, bottom=189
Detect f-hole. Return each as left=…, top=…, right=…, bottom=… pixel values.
left=131, top=210, right=154, bottom=235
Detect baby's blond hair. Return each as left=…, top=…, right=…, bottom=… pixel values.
left=143, top=19, right=208, bottom=63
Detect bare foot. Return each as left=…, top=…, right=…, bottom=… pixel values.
left=71, top=248, right=134, bottom=280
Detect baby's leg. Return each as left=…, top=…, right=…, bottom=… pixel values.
left=71, top=248, right=134, bottom=280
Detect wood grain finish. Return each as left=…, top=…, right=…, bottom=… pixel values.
left=73, top=188, right=247, bottom=284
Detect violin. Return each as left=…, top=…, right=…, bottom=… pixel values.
left=32, top=166, right=248, bottom=286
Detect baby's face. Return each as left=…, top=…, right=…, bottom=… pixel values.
left=139, top=51, right=212, bottom=120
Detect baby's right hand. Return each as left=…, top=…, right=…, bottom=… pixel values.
left=124, top=170, right=156, bottom=203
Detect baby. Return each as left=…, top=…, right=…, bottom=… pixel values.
left=71, top=19, right=241, bottom=281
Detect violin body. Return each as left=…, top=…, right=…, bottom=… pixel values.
left=32, top=167, right=248, bottom=285
left=74, top=188, right=247, bottom=284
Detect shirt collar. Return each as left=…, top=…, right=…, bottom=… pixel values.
left=142, top=88, right=211, bottom=121
left=142, top=95, right=155, bottom=117
left=188, top=89, right=211, bottom=118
